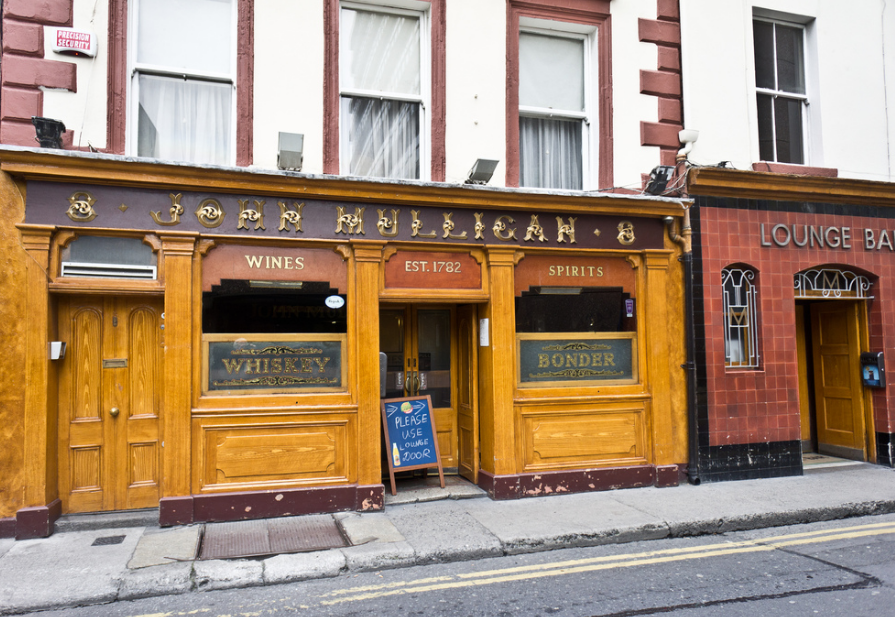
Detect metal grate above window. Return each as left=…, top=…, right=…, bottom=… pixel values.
left=61, top=261, right=157, bottom=280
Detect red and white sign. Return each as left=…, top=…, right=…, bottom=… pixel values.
left=51, top=28, right=97, bottom=57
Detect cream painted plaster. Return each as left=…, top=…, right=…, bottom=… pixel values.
left=253, top=0, right=325, bottom=173
left=42, top=0, right=110, bottom=150
left=444, top=0, right=506, bottom=186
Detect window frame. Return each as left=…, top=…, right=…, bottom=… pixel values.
left=125, top=0, right=239, bottom=165
left=721, top=266, right=761, bottom=370
left=517, top=22, right=595, bottom=190
left=338, top=1, right=431, bottom=181
left=753, top=16, right=809, bottom=165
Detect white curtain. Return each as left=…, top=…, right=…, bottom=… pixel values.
left=519, top=33, right=584, bottom=111
left=340, top=9, right=420, bottom=95
left=138, top=75, right=232, bottom=165
left=138, top=0, right=232, bottom=75
left=343, top=97, right=419, bottom=179
left=519, top=117, right=582, bottom=190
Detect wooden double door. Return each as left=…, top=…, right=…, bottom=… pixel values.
left=380, top=304, right=479, bottom=482
left=797, top=301, right=870, bottom=460
left=58, top=295, right=164, bottom=513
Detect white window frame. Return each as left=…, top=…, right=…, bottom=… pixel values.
left=126, top=0, right=238, bottom=165
left=752, top=16, right=809, bottom=165
left=338, top=1, right=431, bottom=181
left=518, top=17, right=597, bottom=190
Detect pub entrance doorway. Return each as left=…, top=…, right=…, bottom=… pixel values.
left=379, top=304, right=479, bottom=483
left=57, top=295, right=164, bottom=513
left=796, top=299, right=873, bottom=462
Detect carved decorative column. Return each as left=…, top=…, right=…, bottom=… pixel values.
left=158, top=234, right=197, bottom=525
left=351, top=241, right=385, bottom=505
left=15, top=225, right=59, bottom=538
left=479, top=247, right=519, bottom=486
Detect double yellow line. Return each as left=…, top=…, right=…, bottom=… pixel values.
left=320, top=520, right=895, bottom=606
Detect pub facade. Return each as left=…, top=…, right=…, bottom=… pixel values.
left=0, top=149, right=689, bottom=538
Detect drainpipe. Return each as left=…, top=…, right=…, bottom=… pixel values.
left=666, top=202, right=700, bottom=485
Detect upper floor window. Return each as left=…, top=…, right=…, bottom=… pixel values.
left=339, top=3, right=428, bottom=180
left=129, top=0, right=235, bottom=165
left=722, top=267, right=760, bottom=369
left=753, top=18, right=806, bottom=165
left=518, top=28, right=590, bottom=190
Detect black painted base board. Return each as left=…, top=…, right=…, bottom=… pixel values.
left=698, top=440, right=803, bottom=482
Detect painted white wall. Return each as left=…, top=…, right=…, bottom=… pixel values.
left=611, top=0, right=668, bottom=190
left=253, top=0, right=325, bottom=172
left=42, top=0, right=110, bottom=150
left=444, top=0, right=506, bottom=186
left=681, top=0, right=894, bottom=181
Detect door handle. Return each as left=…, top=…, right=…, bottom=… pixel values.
left=109, top=407, right=120, bottom=418
left=412, top=372, right=421, bottom=395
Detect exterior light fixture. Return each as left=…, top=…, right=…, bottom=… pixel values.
left=644, top=165, right=675, bottom=195
left=277, top=132, right=304, bottom=171
left=465, top=159, right=499, bottom=185
left=31, top=116, right=66, bottom=149
left=677, top=129, right=699, bottom=162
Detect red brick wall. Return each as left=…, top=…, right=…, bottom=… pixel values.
left=699, top=204, right=895, bottom=448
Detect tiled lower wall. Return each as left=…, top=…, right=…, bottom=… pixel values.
left=698, top=440, right=803, bottom=482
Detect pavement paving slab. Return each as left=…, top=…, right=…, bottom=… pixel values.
left=334, top=511, right=405, bottom=544
left=128, top=525, right=202, bottom=569
left=387, top=501, right=503, bottom=564
left=0, top=527, right=143, bottom=614
left=118, top=562, right=194, bottom=601
left=340, top=540, right=418, bottom=572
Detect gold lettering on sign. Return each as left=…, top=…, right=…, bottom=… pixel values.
left=336, top=206, right=366, bottom=235
left=244, top=255, right=305, bottom=270
left=377, top=209, right=400, bottom=237
left=150, top=193, right=183, bottom=226
left=493, top=215, right=517, bottom=241
left=278, top=201, right=304, bottom=232
left=524, top=215, right=547, bottom=242
left=442, top=213, right=468, bottom=240
left=238, top=199, right=266, bottom=231
left=196, top=198, right=225, bottom=228
left=66, top=191, right=98, bottom=222
left=411, top=210, right=437, bottom=238
left=617, top=221, right=635, bottom=245
left=474, top=213, right=486, bottom=240
left=556, top=216, right=577, bottom=244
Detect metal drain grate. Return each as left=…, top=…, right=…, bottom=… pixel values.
left=92, top=535, right=126, bottom=546
left=199, top=516, right=348, bottom=560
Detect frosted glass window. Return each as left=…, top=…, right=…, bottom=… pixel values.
left=519, top=33, right=584, bottom=111
left=137, top=0, right=232, bottom=75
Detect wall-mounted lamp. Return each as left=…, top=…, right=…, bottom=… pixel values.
left=32, top=116, right=66, bottom=149
left=677, top=129, right=699, bottom=162
left=465, top=159, right=499, bottom=185
left=277, top=132, right=304, bottom=171
left=644, top=165, right=675, bottom=195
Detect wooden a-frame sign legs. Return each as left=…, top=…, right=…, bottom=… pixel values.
left=380, top=395, right=445, bottom=496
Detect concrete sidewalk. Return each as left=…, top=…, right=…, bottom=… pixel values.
left=1, top=463, right=894, bottom=615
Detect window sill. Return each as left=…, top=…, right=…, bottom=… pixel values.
left=751, top=162, right=838, bottom=178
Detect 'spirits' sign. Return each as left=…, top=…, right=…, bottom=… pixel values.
left=760, top=223, right=895, bottom=251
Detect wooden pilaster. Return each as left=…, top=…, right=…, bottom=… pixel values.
left=352, top=241, right=385, bottom=486
left=480, top=247, right=518, bottom=475
left=159, top=234, right=197, bottom=498
left=644, top=250, right=676, bottom=465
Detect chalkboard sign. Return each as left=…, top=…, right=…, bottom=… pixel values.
left=380, top=395, right=445, bottom=496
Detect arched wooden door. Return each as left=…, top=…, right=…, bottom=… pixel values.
left=58, top=295, right=164, bottom=513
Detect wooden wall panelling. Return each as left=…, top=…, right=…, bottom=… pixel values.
left=644, top=250, right=675, bottom=465
left=352, top=241, right=385, bottom=486
left=192, top=414, right=354, bottom=492
left=519, top=404, right=648, bottom=471
left=159, top=234, right=197, bottom=499
left=482, top=248, right=519, bottom=475
left=18, top=226, right=58, bottom=509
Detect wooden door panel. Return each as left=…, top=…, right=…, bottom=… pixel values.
left=811, top=303, right=865, bottom=457
left=70, top=306, right=103, bottom=420
left=457, top=304, right=479, bottom=482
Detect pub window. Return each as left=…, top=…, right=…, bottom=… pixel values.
left=722, top=266, right=760, bottom=369
left=60, top=235, right=157, bottom=279
left=202, top=278, right=348, bottom=395
left=515, top=285, right=638, bottom=387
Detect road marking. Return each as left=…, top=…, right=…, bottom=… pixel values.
left=321, top=520, right=895, bottom=606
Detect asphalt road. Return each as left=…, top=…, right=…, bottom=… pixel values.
left=19, top=514, right=895, bottom=617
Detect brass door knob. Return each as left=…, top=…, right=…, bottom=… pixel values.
left=109, top=407, right=120, bottom=418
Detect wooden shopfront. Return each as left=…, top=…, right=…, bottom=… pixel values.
left=0, top=151, right=689, bottom=538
